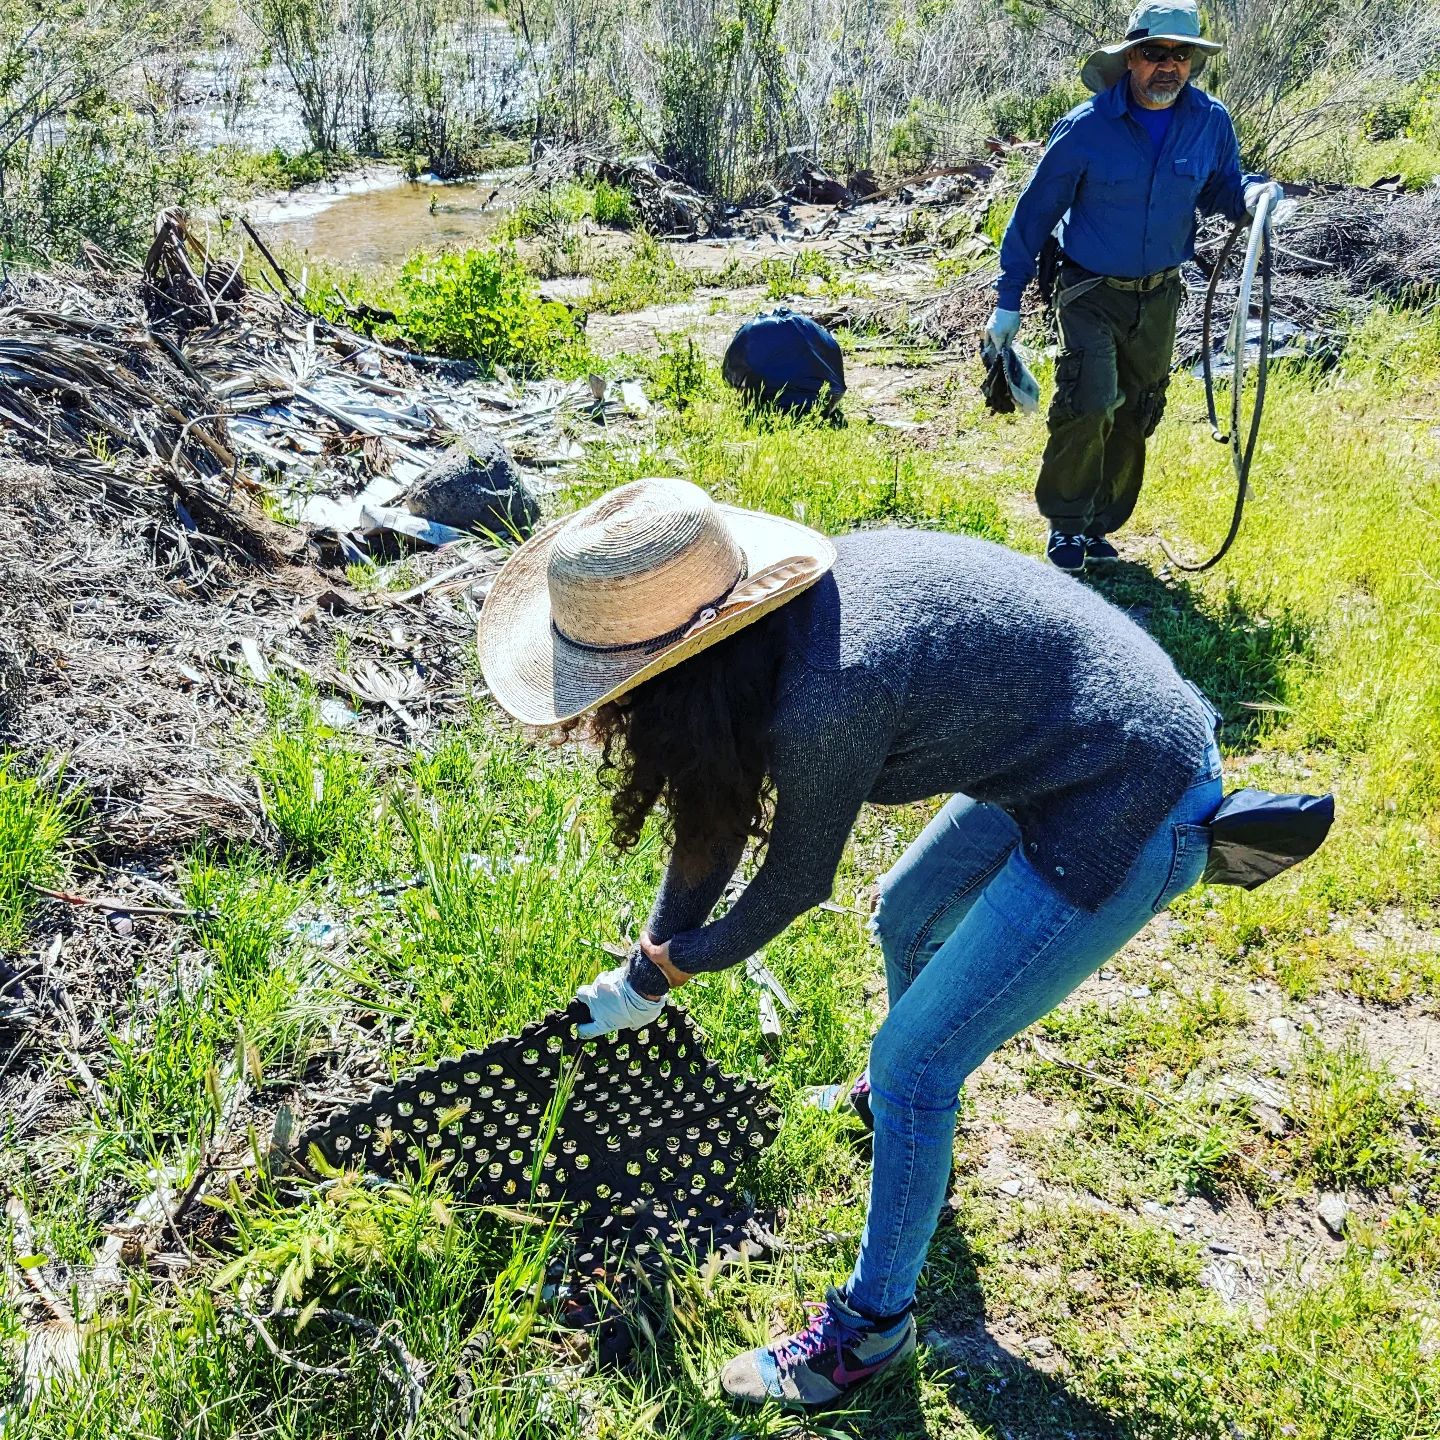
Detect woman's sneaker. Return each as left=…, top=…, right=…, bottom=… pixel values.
left=803, top=1073, right=875, bottom=1132
left=848, top=1071, right=874, bottom=1130
left=721, top=1287, right=916, bottom=1408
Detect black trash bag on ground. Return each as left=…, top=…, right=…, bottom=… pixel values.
left=722, top=307, right=846, bottom=416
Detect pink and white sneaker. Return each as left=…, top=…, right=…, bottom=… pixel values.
left=721, top=1287, right=915, bottom=1408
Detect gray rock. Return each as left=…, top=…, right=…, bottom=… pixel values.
left=405, top=436, right=538, bottom=538
left=1316, top=1191, right=1348, bottom=1237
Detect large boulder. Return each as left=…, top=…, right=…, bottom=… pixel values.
left=404, top=436, right=539, bottom=539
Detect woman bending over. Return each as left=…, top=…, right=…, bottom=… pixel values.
left=477, top=477, right=1221, bottom=1410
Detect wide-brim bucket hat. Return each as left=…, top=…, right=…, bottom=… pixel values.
left=477, top=477, right=835, bottom=726
left=1081, top=0, right=1223, bottom=94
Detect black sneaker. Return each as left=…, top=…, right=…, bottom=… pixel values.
left=1084, top=534, right=1120, bottom=563
left=1046, top=530, right=1086, bottom=573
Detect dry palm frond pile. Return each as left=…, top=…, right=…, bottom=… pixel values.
left=0, top=213, right=634, bottom=857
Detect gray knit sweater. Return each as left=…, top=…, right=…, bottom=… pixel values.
left=649, top=529, right=1214, bottom=975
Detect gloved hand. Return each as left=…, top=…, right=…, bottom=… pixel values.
left=1244, top=180, right=1296, bottom=228
left=576, top=963, right=665, bottom=1040
left=984, top=306, right=1021, bottom=351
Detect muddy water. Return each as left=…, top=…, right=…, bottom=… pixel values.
left=259, top=175, right=520, bottom=267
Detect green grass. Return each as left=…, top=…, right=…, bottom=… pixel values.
left=1287, top=1034, right=1424, bottom=1191
left=254, top=682, right=384, bottom=874
left=0, top=760, right=81, bottom=953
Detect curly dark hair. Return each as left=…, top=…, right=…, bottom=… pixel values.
left=581, top=606, right=791, bottom=882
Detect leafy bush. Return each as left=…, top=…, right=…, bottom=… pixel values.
left=588, top=232, right=697, bottom=313
left=395, top=246, right=585, bottom=374
left=987, top=80, right=1086, bottom=141
left=650, top=332, right=712, bottom=409
left=503, top=181, right=595, bottom=238
left=592, top=179, right=636, bottom=228
left=216, top=145, right=351, bottom=195
left=759, top=250, right=841, bottom=300
left=3, top=109, right=213, bottom=260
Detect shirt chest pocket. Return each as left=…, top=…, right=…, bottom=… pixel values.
left=1171, top=155, right=1206, bottom=203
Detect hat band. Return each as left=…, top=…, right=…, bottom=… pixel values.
left=551, top=554, right=747, bottom=655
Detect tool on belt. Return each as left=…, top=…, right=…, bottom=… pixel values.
left=296, top=1000, right=780, bottom=1286
left=1162, top=186, right=1277, bottom=572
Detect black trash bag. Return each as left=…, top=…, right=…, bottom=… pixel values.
left=722, top=307, right=845, bottom=416
left=1202, top=789, right=1335, bottom=890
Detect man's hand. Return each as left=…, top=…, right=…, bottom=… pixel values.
left=1245, top=180, right=1296, bottom=228
left=576, top=964, right=665, bottom=1040
left=984, top=306, right=1022, bottom=351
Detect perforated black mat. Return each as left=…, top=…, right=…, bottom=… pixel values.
left=296, top=1001, right=780, bottom=1275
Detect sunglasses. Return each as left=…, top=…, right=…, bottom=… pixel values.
left=1136, top=42, right=1196, bottom=63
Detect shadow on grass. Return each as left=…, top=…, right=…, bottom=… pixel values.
left=854, top=1228, right=1148, bottom=1440
left=1081, top=560, right=1312, bottom=746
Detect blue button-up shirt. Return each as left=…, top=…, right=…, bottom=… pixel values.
left=996, top=77, right=1262, bottom=309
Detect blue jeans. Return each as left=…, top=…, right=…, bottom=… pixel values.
left=845, top=741, right=1223, bottom=1318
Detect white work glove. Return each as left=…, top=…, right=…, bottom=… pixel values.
left=984, top=306, right=1021, bottom=351
left=575, top=963, right=665, bottom=1040
left=1244, top=180, right=1296, bottom=229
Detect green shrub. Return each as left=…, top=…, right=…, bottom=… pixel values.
left=1364, top=77, right=1440, bottom=143
left=3, top=109, right=213, bottom=261
left=759, top=251, right=841, bottom=300
left=216, top=145, right=349, bottom=195
left=988, top=80, right=1087, bottom=142
left=588, top=232, right=696, bottom=313
left=651, top=332, right=712, bottom=409
left=592, top=179, right=636, bottom=229
left=394, top=246, right=584, bottom=374
left=885, top=99, right=947, bottom=172
left=503, top=181, right=594, bottom=239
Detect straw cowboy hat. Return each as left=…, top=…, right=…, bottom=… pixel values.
left=477, top=478, right=835, bottom=726
left=1081, top=0, right=1223, bottom=94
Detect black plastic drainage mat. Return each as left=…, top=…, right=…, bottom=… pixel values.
left=296, top=1000, right=780, bottom=1275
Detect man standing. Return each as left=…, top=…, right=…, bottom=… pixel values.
left=986, top=1, right=1285, bottom=572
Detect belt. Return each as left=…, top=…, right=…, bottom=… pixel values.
left=1105, top=266, right=1181, bottom=292
left=1059, top=254, right=1180, bottom=293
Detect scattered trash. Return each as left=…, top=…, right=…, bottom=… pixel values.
left=1199, top=1258, right=1242, bottom=1305
left=744, top=955, right=798, bottom=1016
left=757, top=990, right=782, bottom=1038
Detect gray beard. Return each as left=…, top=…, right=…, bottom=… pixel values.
left=1137, top=80, right=1184, bottom=107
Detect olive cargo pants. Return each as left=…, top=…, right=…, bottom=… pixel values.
left=1035, top=264, right=1184, bottom=537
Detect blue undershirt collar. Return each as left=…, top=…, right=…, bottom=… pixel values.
left=1128, top=87, right=1176, bottom=153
